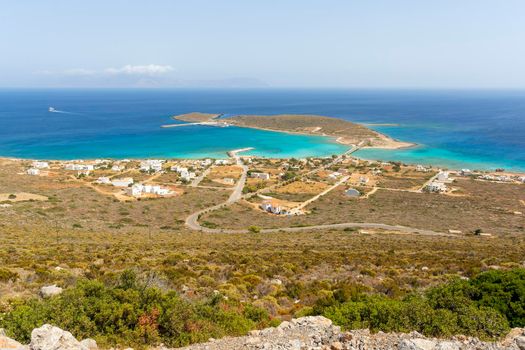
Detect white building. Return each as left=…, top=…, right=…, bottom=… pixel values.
left=140, top=159, right=164, bottom=173
left=518, top=176, right=525, bottom=183
left=250, top=172, right=270, bottom=180
left=127, top=184, right=143, bottom=197
left=437, top=171, right=449, bottom=181
left=416, top=165, right=430, bottom=172
left=215, top=159, right=231, bottom=165
left=126, top=183, right=171, bottom=197
left=111, top=165, right=123, bottom=172
left=426, top=181, right=447, bottom=193
left=111, top=177, right=134, bottom=187
left=260, top=200, right=289, bottom=215
left=460, top=169, right=472, bottom=176
left=95, top=176, right=111, bottom=184
left=27, top=168, right=40, bottom=176
left=328, top=172, right=342, bottom=180
left=64, top=163, right=94, bottom=171
left=359, top=176, right=369, bottom=184
left=32, top=161, right=49, bottom=169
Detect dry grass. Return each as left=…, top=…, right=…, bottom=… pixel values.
left=276, top=181, right=329, bottom=195
left=201, top=179, right=525, bottom=235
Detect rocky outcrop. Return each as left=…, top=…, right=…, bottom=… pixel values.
left=174, top=316, right=525, bottom=350
left=2, top=317, right=525, bottom=350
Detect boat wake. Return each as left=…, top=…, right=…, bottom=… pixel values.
left=48, top=107, right=79, bottom=115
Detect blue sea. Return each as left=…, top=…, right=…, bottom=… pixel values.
left=0, top=89, right=524, bottom=171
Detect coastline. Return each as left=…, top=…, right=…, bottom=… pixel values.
left=1, top=113, right=521, bottom=174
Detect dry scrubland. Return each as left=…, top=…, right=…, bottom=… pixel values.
left=1, top=157, right=525, bottom=348
left=204, top=178, right=524, bottom=235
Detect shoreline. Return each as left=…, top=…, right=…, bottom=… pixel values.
left=1, top=113, right=522, bottom=174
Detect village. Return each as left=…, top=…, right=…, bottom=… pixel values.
left=16, top=150, right=525, bottom=227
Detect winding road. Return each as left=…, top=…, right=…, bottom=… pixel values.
left=184, top=146, right=451, bottom=237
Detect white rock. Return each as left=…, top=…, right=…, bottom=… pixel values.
left=435, top=341, right=460, bottom=350
left=39, top=285, right=63, bottom=298
left=398, top=338, right=437, bottom=350
left=0, top=334, right=27, bottom=349
left=30, top=324, right=88, bottom=350
left=80, top=338, right=98, bottom=350
left=516, top=336, right=525, bottom=350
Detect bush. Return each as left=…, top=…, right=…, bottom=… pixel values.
left=0, top=268, right=19, bottom=282
left=0, top=271, right=271, bottom=348
left=311, top=269, right=525, bottom=340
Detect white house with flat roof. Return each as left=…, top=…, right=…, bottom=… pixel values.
left=64, top=163, right=94, bottom=171
left=27, top=168, right=40, bottom=176
left=426, top=181, right=447, bottom=193
left=250, top=172, right=270, bottom=180
left=95, top=176, right=111, bottom=184
left=126, top=184, right=171, bottom=197
left=32, top=161, right=49, bottom=169
left=140, top=160, right=164, bottom=173
left=111, top=177, right=134, bottom=187
left=437, top=171, right=449, bottom=181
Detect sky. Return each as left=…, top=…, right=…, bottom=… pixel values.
left=1, top=0, right=525, bottom=88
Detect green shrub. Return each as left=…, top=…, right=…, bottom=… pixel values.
left=0, top=268, right=19, bottom=282
left=0, top=271, right=271, bottom=348
left=311, top=269, right=525, bottom=340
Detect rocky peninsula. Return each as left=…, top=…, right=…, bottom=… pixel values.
left=170, top=113, right=414, bottom=150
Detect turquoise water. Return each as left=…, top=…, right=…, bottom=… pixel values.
left=0, top=89, right=524, bottom=171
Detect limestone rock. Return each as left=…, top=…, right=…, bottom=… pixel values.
left=435, top=341, right=460, bottom=350
left=30, top=324, right=87, bottom=350
left=39, top=285, right=63, bottom=298
left=0, top=334, right=27, bottom=350
left=80, top=338, right=98, bottom=350
left=516, top=336, right=525, bottom=350
left=398, top=338, right=437, bottom=350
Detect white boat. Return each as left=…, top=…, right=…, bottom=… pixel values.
left=48, top=107, right=57, bottom=112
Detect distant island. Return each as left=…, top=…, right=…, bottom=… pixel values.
left=169, top=112, right=414, bottom=150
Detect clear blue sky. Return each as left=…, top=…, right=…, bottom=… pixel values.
left=1, top=0, right=524, bottom=88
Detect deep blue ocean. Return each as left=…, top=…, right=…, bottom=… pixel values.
left=0, top=89, right=524, bottom=171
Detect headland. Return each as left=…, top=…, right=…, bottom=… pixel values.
left=171, top=112, right=415, bottom=150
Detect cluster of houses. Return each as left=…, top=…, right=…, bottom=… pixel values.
left=416, top=164, right=432, bottom=172
left=26, top=161, right=49, bottom=176
left=457, top=168, right=524, bottom=184
left=426, top=171, right=451, bottom=193
left=140, top=159, right=164, bottom=173
left=260, top=199, right=291, bottom=215
left=170, top=166, right=196, bottom=182
left=126, top=183, right=171, bottom=197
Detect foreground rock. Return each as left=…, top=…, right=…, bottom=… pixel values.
left=0, top=332, right=27, bottom=350
left=174, top=316, right=525, bottom=350
left=2, top=317, right=525, bottom=350
left=30, top=324, right=94, bottom=350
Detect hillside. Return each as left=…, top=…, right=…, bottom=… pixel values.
left=227, top=114, right=413, bottom=148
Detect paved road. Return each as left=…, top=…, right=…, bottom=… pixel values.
left=190, top=166, right=212, bottom=187
left=184, top=143, right=452, bottom=237
left=187, top=219, right=452, bottom=237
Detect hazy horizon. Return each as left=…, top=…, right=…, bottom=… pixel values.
left=2, top=0, right=525, bottom=89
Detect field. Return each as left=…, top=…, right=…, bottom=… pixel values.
left=201, top=178, right=524, bottom=235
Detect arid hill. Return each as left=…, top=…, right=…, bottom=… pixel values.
left=227, top=114, right=412, bottom=148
